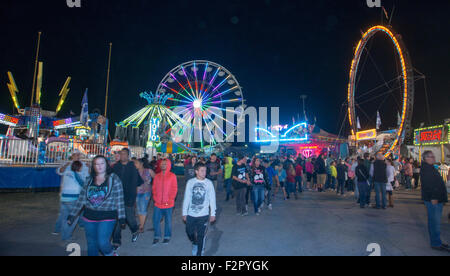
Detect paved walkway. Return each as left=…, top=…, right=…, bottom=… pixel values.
left=0, top=177, right=449, bottom=256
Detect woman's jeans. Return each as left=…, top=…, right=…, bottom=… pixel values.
left=153, top=207, right=173, bottom=239
left=357, top=181, right=369, bottom=208
left=136, top=192, right=151, bottom=216
left=252, top=185, right=265, bottom=213
left=83, top=218, right=116, bottom=256
left=424, top=201, right=443, bottom=247
left=54, top=201, right=79, bottom=241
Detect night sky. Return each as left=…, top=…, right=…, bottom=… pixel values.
left=1, top=0, right=449, bottom=137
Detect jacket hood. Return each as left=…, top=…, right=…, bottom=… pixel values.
left=161, top=159, right=172, bottom=174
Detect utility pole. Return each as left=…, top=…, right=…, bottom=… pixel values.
left=31, top=32, right=42, bottom=106
left=300, top=95, right=308, bottom=122
left=104, top=42, right=112, bottom=118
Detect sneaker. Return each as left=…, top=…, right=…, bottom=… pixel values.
left=242, top=212, right=249, bottom=217
left=113, top=252, right=119, bottom=256
left=162, top=239, right=170, bottom=244
left=132, top=232, right=139, bottom=243
left=431, top=244, right=450, bottom=252
left=51, top=232, right=59, bottom=236
left=258, top=207, right=262, bottom=213
left=192, top=244, right=198, bottom=256
left=152, top=239, right=160, bottom=246
left=256, top=212, right=260, bottom=216
left=268, top=204, right=273, bottom=210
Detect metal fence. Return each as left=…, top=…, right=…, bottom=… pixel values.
left=0, top=138, right=111, bottom=167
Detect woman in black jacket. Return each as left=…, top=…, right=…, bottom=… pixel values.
left=355, top=158, right=370, bottom=208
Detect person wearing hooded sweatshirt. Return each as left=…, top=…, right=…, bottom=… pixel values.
left=152, top=159, right=178, bottom=245
left=224, top=156, right=234, bottom=201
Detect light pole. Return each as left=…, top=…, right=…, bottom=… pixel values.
left=300, top=95, right=308, bottom=122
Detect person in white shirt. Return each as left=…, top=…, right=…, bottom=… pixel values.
left=53, top=151, right=89, bottom=241
left=182, top=162, right=216, bottom=256
left=386, top=159, right=396, bottom=208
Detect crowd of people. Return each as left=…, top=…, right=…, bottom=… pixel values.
left=51, top=148, right=450, bottom=256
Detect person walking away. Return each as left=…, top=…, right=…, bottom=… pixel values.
left=420, top=151, right=450, bottom=252
left=330, top=161, right=337, bottom=191
left=182, top=162, right=216, bottom=256
left=370, top=153, right=388, bottom=209
left=250, top=158, right=269, bottom=215
left=386, top=159, right=395, bottom=208
left=336, top=160, right=347, bottom=196
left=152, top=159, right=178, bottom=245
left=232, top=155, right=251, bottom=216
left=277, top=165, right=288, bottom=200
left=206, top=154, right=222, bottom=191
left=286, top=164, right=297, bottom=200
left=413, top=160, right=421, bottom=189
left=315, top=154, right=327, bottom=192
left=305, top=158, right=314, bottom=191
left=67, top=155, right=126, bottom=256
left=295, top=160, right=304, bottom=194
left=404, top=158, right=413, bottom=190
left=263, top=160, right=277, bottom=210
left=224, top=156, right=234, bottom=201
left=112, top=148, right=143, bottom=249
left=355, top=159, right=370, bottom=208
left=134, top=158, right=155, bottom=233
left=54, top=159, right=89, bottom=241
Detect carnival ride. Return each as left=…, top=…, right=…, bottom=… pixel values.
left=157, top=60, right=245, bottom=149
left=347, top=25, right=416, bottom=157
left=115, top=91, right=188, bottom=148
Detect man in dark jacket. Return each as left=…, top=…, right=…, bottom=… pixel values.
left=420, top=151, right=449, bottom=252
left=370, top=153, right=388, bottom=209
left=112, top=148, right=143, bottom=249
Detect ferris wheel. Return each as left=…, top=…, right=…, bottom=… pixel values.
left=347, top=25, right=415, bottom=157
left=156, top=60, right=245, bottom=148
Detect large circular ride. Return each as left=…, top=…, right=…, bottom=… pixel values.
left=348, top=25, right=414, bottom=156
left=156, top=60, right=244, bottom=148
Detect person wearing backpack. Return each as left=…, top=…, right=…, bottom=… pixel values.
left=53, top=158, right=89, bottom=242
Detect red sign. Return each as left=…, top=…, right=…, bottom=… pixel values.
left=420, top=129, right=442, bottom=143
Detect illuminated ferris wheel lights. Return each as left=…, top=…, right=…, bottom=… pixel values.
left=193, top=99, right=202, bottom=109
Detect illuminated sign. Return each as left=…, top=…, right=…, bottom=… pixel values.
left=414, top=125, right=450, bottom=146
left=0, top=113, right=19, bottom=127
left=255, top=123, right=309, bottom=143
left=149, top=118, right=161, bottom=142
left=356, top=129, right=377, bottom=141
left=53, top=118, right=83, bottom=130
